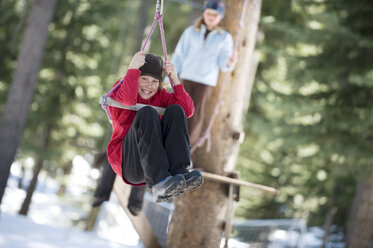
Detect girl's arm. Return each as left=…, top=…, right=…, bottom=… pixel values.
left=112, top=51, right=145, bottom=105
left=218, top=33, right=236, bottom=72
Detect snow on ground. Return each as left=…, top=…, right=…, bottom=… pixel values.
left=0, top=212, right=133, bottom=248
left=0, top=167, right=141, bottom=248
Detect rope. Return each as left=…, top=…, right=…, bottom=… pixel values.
left=191, top=0, right=249, bottom=154
left=101, top=0, right=171, bottom=121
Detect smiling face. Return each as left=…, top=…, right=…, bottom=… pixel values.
left=202, top=8, right=222, bottom=30
left=138, top=75, right=160, bottom=99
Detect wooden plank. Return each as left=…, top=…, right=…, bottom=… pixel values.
left=201, top=171, right=278, bottom=194
left=100, top=96, right=165, bottom=115
left=113, top=176, right=161, bottom=248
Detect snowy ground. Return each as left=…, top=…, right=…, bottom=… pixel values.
left=0, top=212, right=134, bottom=248
left=0, top=164, right=141, bottom=248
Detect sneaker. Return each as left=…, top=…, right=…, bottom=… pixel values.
left=152, top=175, right=186, bottom=203
left=183, top=170, right=204, bottom=191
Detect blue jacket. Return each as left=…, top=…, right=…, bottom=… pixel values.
left=172, top=24, right=234, bottom=87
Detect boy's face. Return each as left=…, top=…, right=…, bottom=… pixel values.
left=138, top=75, right=160, bottom=99
left=203, top=9, right=222, bottom=30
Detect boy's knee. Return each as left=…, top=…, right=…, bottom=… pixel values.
left=165, top=104, right=185, bottom=116
left=138, top=106, right=158, bottom=117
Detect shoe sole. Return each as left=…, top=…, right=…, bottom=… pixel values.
left=185, top=174, right=204, bottom=191
left=155, top=179, right=185, bottom=203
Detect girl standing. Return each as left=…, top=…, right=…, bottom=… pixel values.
left=172, top=0, right=237, bottom=151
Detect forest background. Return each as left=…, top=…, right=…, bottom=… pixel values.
left=0, top=0, right=372, bottom=245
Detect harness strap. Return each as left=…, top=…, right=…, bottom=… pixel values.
left=100, top=96, right=165, bottom=115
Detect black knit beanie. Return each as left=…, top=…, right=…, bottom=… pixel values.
left=139, top=54, right=163, bottom=81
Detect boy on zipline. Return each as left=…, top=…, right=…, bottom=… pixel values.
left=106, top=51, right=203, bottom=202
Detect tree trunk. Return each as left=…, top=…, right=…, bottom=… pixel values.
left=134, top=0, right=150, bottom=52
left=18, top=156, right=43, bottom=215
left=17, top=165, right=25, bottom=189
left=84, top=206, right=101, bottom=232
left=19, top=125, right=51, bottom=216
left=85, top=152, right=111, bottom=231
left=168, top=1, right=262, bottom=247
left=347, top=165, right=373, bottom=248
left=0, top=0, right=57, bottom=205
left=57, top=161, right=73, bottom=195
left=322, top=189, right=338, bottom=248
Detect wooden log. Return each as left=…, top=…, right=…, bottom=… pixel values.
left=201, top=171, right=278, bottom=194
left=113, top=176, right=161, bottom=248
left=100, top=96, right=165, bottom=115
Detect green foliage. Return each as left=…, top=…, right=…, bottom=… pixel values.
left=0, top=0, right=31, bottom=113
left=236, top=0, right=373, bottom=227
left=19, top=0, right=129, bottom=170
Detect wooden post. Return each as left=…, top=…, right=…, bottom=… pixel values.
left=113, top=177, right=161, bottom=248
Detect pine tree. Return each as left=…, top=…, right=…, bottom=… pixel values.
left=236, top=0, right=373, bottom=232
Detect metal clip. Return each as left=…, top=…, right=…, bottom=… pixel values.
left=156, top=0, right=160, bottom=13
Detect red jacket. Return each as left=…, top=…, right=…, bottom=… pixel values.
left=107, top=69, right=194, bottom=186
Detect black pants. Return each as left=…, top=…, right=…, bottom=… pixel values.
left=94, top=156, right=116, bottom=200
left=122, top=105, right=190, bottom=187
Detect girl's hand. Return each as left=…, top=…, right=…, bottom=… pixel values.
left=128, top=51, right=145, bottom=69
left=163, top=61, right=180, bottom=85
left=227, top=51, right=238, bottom=68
